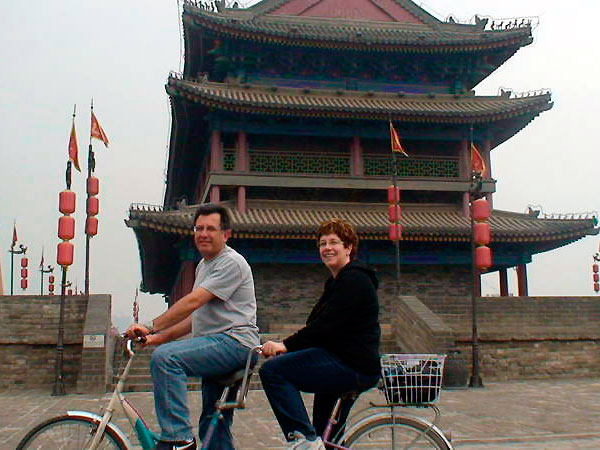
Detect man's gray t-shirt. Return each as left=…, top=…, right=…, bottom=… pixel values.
left=192, top=245, right=260, bottom=348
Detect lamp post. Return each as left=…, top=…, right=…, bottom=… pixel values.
left=9, top=244, right=27, bottom=295
left=468, top=171, right=484, bottom=388
left=40, top=264, right=54, bottom=295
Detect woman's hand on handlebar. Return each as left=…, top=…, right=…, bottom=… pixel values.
left=261, top=340, right=287, bottom=357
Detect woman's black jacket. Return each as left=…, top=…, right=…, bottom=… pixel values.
left=283, top=262, right=381, bottom=375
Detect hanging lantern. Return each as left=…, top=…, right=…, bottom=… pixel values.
left=49, top=284, right=55, bottom=293
left=472, top=198, right=490, bottom=222
left=595, top=283, right=600, bottom=293
left=473, top=222, right=491, bottom=245
left=387, top=185, right=401, bottom=204
left=475, top=245, right=492, bottom=270
left=59, top=190, right=76, bottom=214
left=58, top=215, right=76, bottom=240
left=67, top=288, right=73, bottom=296
left=593, top=264, right=599, bottom=274
left=21, top=268, right=28, bottom=278
left=86, top=216, right=99, bottom=236
left=57, top=241, right=74, bottom=266
left=21, top=257, right=28, bottom=268
left=388, top=204, right=402, bottom=222
left=49, top=275, right=55, bottom=284
left=87, top=197, right=99, bottom=216
left=389, top=223, right=402, bottom=241
left=87, top=176, right=99, bottom=195
left=594, top=273, right=600, bottom=283
left=20, top=279, right=28, bottom=290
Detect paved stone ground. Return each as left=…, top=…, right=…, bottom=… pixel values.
left=2, top=378, right=600, bottom=449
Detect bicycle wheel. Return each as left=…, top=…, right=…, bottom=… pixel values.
left=344, top=415, right=451, bottom=449
left=17, top=415, right=127, bottom=450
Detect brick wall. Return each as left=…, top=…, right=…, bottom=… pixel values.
left=0, top=294, right=113, bottom=390
left=0, top=295, right=87, bottom=388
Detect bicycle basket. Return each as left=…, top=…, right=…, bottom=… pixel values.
left=380, top=354, right=446, bottom=405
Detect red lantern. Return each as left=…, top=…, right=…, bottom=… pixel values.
left=387, top=185, right=401, bottom=204
left=87, top=176, right=99, bottom=195
left=59, top=190, right=76, bottom=214
left=49, top=284, right=55, bottom=293
left=21, top=257, right=28, bottom=268
left=472, top=198, right=490, bottom=222
left=473, top=222, right=491, bottom=245
left=67, top=289, right=73, bottom=296
left=57, top=241, right=74, bottom=266
left=87, top=197, right=99, bottom=216
left=21, top=268, right=28, bottom=278
left=49, top=275, right=55, bottom=283
left=20, top=279, right=28, bottom=290
left=594, top=273, right=600, bottom=283
left=86, top=216, right=99, bottom=236
left=58, top=215, right=75, bottom=240
left=595, top=283, right=600, bottom=293
left=388, top=204, right=402, bottom=222
left=389, top=223, right=402, bottom=241
left=593, top=264, right=599, bottom=273
left=475, top=245, right=492, bottom=270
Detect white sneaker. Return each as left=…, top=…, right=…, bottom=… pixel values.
left=287, top=432, right=326, bottom=450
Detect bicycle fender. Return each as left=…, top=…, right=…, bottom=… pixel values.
left=339, top=411, right=452, bottom=448
left=66, top=410, right=133, bottom=449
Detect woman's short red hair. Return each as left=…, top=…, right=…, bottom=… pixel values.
left=317, top=218, right=358, bottom=260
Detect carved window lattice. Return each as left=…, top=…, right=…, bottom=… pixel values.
left=364, top=155, right=459, bottom=178
left=223, top=149, right=350, bottom=175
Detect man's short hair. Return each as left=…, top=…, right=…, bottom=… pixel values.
left=317, top=218, right=358, bottom=260
left=193, top=204, right=232, bottom=230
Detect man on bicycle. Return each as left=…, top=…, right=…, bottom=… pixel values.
left=126, top=204, right=260, bottom=450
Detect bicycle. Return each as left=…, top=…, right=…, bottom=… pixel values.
left=18, top=339, right=452, bottom=449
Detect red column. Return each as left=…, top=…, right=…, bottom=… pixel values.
left=236, top=131, right=248, bottom=214
left=209, top=130, right=222, bottom=203
left=516, top=264, right=529, bottom=296
left=499, top=267, right=509, bottom=296
left=351, top=136, right=363, bottom=176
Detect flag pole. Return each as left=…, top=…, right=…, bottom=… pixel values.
left=84, top=99, right=95, bottom=297
left=389, top=118, right=401, bottom=295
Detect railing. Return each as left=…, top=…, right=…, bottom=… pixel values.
left=222, top=149, right=460, bottom=178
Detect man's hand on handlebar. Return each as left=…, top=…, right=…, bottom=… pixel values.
left=124, top=323, right=151, bottom=340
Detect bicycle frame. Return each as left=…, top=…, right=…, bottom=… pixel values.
left=74, top=339, right=160, bottom=450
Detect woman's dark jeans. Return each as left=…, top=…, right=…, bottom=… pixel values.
left=259, top=348, right=380, bottom=443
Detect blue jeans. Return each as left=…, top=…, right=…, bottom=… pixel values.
left=150, top=333, right=251, bottom=448
left=259, top=348, right=380, bottom=442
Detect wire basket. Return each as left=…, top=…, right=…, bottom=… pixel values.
left=380, top=354, right=446, bottom=405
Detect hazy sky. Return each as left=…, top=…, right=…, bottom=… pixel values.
left=1, top=0, right=599, bottom=329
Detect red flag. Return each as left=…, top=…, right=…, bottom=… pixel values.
left=389, top=121, right=408, bottom=156
left=470, top=143, right=486, bottom=176
left=68, top=121, right=81, bottom=171
left=12, top=223, right=17, bottom=247
left=91, top=111, right=110, bottom=147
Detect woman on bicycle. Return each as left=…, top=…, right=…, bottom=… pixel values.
left=260, top=218, right=381, bottom=450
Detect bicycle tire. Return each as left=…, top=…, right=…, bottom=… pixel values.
left=344, top=415, right=451, bottom=449
left=16, top=415, right=128, bottom=450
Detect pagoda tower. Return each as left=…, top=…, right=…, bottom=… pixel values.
left=127, top=0, right=597, bottom=337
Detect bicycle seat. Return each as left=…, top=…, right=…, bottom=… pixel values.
left=208, top=367, right=251, bottom=387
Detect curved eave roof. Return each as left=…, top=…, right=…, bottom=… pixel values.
left=166, top=76, right=553, bottom=123
left=126, top=200, right=597, bottom=244
left=183, top=5, right=532, bottom=52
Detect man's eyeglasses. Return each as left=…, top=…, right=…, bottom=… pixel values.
left=193, top=225, right=221, bottom=233
left=317, top=239, right=344, bottom=248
